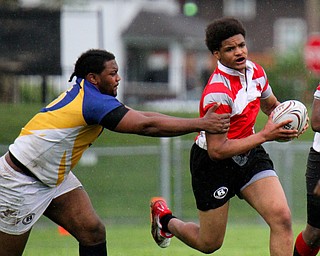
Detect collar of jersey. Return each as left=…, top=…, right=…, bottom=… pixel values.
left=217, top=60, right=254, bottom=77
left=76, top=77, right=100, bottom=92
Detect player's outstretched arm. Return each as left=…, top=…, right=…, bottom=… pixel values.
left=113, top=103, right=230, bottom=137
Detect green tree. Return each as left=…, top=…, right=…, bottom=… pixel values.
left=0, top=0, right=19, bottom=7
left=265, top=48, right=319, bottom=105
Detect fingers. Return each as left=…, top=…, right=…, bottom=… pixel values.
left=219, top=121, right=230, bottom=133
left=277, top=128, right=299, bottom=141
left=299, top=122, right=309, bottom=136
left=206, top=103, right=230, bottom=119
left=276, top=118, right=293, bottom=128
left=205, top=119, right=229, bottom=134
left=219, top=115, right=230, bottom=133
left=221, top=126, right=229, bottom=133
left=209, top=102, right=221, bottom=112
left=204, top=103, right=230, bottom=134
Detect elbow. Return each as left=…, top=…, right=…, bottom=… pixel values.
left=208, top=150, right=226, bottom=161
left=311, top=123, right=320, bottom=133
left=312, top=126, right=320, bottom=133
left=311, top=117, right=320, bottom=132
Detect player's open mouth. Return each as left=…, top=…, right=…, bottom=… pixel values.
left=236, top=57, right=245, bottom=64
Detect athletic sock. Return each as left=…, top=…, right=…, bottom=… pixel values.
left=294, top=232, right=320, bottom=256
left=79, top=241, right=107, bottom=256
left=160, top=214, right=176, bottom=233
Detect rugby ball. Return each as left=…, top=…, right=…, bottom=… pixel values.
left=272, top=100, right=308, bottom=137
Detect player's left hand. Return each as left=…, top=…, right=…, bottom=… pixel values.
left=203, top=103, right=230, bottom=134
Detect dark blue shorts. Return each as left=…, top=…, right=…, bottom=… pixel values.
left=306, top=147, right=320, bottom=228
left=190, top=143, right=275, bottom=211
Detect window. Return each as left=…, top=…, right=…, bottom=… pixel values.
left=274, top=18, right=307, bottom=53
left=126, top=47, right=168, bottom=83
left=223, top=0, right=256, bottom=20
left=144, top=51, right=169, bottom=83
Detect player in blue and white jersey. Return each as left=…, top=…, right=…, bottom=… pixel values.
left=0, top=49, right=230, bottom=256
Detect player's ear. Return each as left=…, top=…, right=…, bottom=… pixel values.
left=86, top=73, right=99, bottom=85
left=214, top=51, right=220, bottom=61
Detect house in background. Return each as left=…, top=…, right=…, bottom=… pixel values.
left=121, top=10, right=210, bottom=103
left=185, top=0, right=309, bottom=54
left=7, top=0, right=320, bottom=105
left=121, top=0, right=319, bottom=103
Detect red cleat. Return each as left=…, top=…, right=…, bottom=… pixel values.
left=150, top=197, right=173, bottom=248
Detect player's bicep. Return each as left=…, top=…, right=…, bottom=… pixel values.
left=260, top=94, right=279, bottom=116
left=111, top=109, right=147, bottom=133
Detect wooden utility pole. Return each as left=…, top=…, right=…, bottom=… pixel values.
left=306, top=0, right=320, bottom=33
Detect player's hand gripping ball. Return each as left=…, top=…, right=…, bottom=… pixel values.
left=272, top=100, right=308, bottom=142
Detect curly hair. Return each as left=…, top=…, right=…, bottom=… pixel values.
left=69, top=49, right=115, bottom=82
left=205, top=17, right=246, bottom=54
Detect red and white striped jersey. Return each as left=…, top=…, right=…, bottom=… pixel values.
left=196, top=60, right=273, bottom=150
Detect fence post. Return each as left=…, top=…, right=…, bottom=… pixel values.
left=41, top=75, right=47, bottom=104
left=160, top=137, right=171, bottom=206
left=173, top=137, right=183, bottom=217
left=283, top=146, right=293, bottom=208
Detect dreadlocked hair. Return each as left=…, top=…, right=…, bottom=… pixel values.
left=68, top=49, right=115, bottom=82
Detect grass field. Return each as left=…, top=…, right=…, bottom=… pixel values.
left=23, top=222, right=306, bottom=256
left=0, top=103, right=314, bottom=255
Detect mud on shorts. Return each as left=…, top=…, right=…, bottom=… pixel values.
left=305, top=147, right=320, bottom=228
left=190, top=144, right=277, bottom=211
left=0, top=155, right=82, bottom=235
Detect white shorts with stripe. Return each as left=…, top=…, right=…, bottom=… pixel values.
left=0, top=155, right=82, bottom=235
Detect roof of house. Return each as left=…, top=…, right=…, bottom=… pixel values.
left=122, top=10, right=208, bottom=49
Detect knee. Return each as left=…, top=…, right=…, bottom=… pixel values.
left=88, top=219, right=106, bottom=240
left=198, top=238, right=224, bottom=254
left=199, top=244, right=222, bottom=254
left=76, top=218, right=106, bottom=245
left=268, top=205, right=292, bottom=230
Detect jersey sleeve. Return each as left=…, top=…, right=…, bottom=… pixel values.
left=100, top=105, right=130, bottom=130
left=255, top=64, right=272, bottom=99
left=201, top=81, right=233, bottom=116
left=260, top=85, right=273, bottom=99
left=314, top=83, right=320, bottom=100
left=82, top=81, right=124, bottom=125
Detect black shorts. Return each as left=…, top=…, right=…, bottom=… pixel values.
left=306, top=147, right=320, bottom=228
left=190, top=143, right=275, bottom=211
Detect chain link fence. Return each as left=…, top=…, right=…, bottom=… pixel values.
left=0, top=139, right=312, bottom=224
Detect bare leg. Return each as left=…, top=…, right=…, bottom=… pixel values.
left=168, top=202, right=229, bottom=254
left=0, top=229, right=31, bottom=256
left=44, top=187, right=106, bottom=246
left=302, top=224, right=320, bottom=247
left=242, top=177, right=293, bottom=256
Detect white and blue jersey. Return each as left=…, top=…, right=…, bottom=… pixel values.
left=313, top=84, right=320, bottom=152
left=9, top=78, right=125, bottom=187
